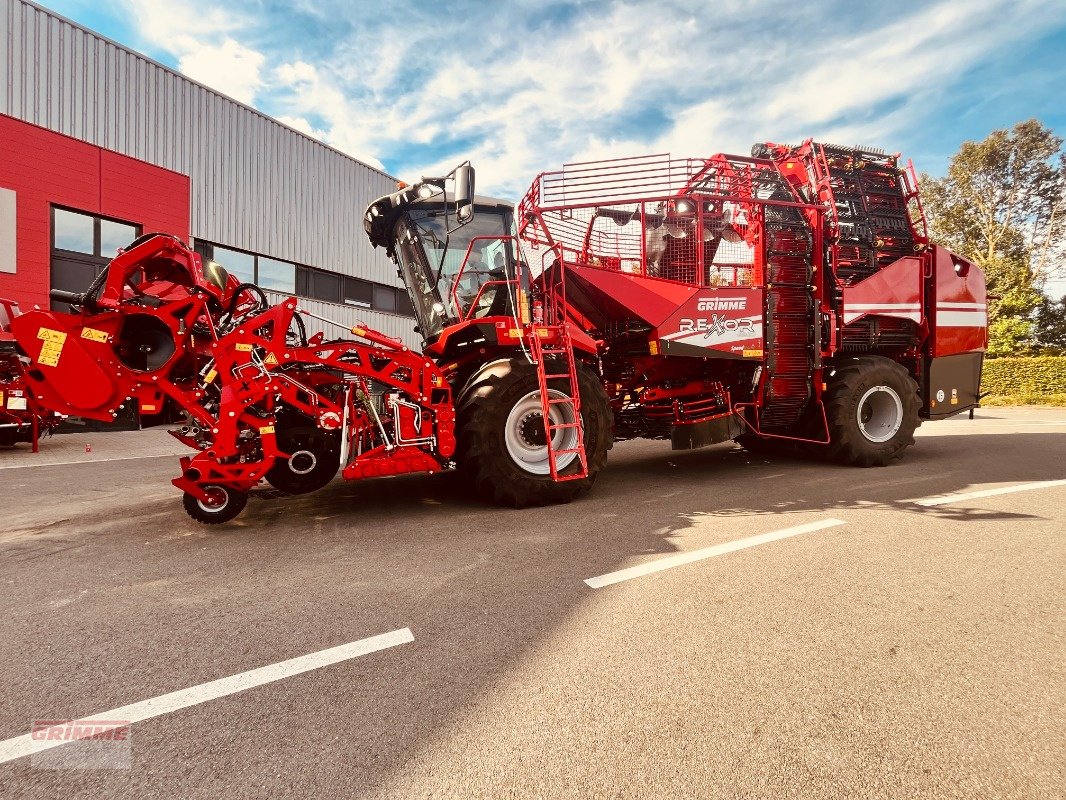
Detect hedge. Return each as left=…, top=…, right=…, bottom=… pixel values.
left=981, top=356, right=1066, bottom=396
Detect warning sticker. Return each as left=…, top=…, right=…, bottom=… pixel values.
left=263, top=352, right=279, bottom=366
left=259, top=425, right=275, bottom=435
left=204, top=369, right=217, bottom=384
left=81, top=327, right=109, bottom=343
left=235, top=343, right=254, bottom=352
left=38, top=327, right=66, bottom=343
left=36, top=327, right=67, bottom=367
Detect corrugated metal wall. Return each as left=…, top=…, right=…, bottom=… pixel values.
left=0, top=0, right=400, bottom=289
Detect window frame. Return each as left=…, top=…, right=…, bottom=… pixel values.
left=192, top=238, right=415, bottom=318
left=51, top=206, right=142, bottom=260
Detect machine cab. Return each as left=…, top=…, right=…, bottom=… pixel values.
left=365, top=168, right=522, bottom=344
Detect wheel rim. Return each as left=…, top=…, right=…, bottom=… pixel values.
left=197, top=485, right=230, bottom=513
left=856, top=385, right=903, bottom=443
left=288, top=449, right=317, bottom=475
left=504, top=390, right=579, bottom=475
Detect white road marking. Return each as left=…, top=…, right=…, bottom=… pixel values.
left=584, top=518, right=846, bottom=589
left=0, top=627, right=414, bottom=765
left=0, top=453, right=179, bottom=471
left=912, top=480, right=1066, bottom=507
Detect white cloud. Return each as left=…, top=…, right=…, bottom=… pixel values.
left=119, top=0, right=266, bottom=105
left=178, top=38, right=264, bottom=105
left=111, top=0, right=1066, bottom=196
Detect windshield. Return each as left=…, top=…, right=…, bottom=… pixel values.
left=393, top=207, right=515, bottom=341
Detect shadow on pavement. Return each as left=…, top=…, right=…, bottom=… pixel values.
left=0, top=429, right=1063, bottom=795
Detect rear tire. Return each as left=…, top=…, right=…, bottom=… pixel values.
left=456, top=358, right=612, bottom=507
left=182, top=484, right=248, bottom=524
left=824, top=356, right=920, bottom=466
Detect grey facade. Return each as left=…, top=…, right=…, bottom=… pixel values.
left=0, top=0, right=417, bottom=344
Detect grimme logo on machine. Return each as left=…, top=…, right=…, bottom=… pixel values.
left=696, top=296, right=747, bottom=311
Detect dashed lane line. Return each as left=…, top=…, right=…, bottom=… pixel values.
left=912, top=479, right=1066, bottom=507
left=0, top=453, right=180, bottom=470
left=584, top=518, right=846, bottom=589
left=0, top=627, right=414, bottom=765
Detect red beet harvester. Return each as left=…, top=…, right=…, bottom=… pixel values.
left=7, top=141, right=986, bottom=522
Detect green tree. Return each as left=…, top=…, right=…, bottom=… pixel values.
left=920, top=119, right=1064, bottom=355
left=1034, top=294, right=1066, bottom=354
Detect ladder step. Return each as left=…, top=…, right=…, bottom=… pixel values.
left=549, top=422, right=581, bottom=430
left=552, top=472, right=587, bottom=482
left=547, top=397, right=576, bottom=405
left=551, top=447, right=584, bottom=456
left=543, top=374, right=572, bottom=380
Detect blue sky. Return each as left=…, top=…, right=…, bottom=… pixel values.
left=34, top=0, right=1066, bottom=291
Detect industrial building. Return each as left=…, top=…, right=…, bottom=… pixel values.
left=0, top=0, right=416, bottom=347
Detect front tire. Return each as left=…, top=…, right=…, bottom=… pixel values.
left=182, top=484, right=248, bottom=524
left=824, top=356, right=920, bottom=466
left=456, top=358, right=612, bottom=507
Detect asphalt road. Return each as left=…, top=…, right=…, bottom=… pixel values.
left=1, top=407, right=1064, bottom=798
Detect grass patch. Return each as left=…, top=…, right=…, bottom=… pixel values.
left=981, top=393, right=1066, bottom=407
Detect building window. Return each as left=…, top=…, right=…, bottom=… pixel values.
left=373, top=284, right=397, bottom=312
left=53, top=209, right=96, bottom=254
left=211, top=245, right=256, bottom=286
left=344, top=277, right=373, bottom=308
left=307, top=270, right=343, bottom=304
left=99, top=218, right=140, bottom=257
left=196, top=240, right=296, bottom=293
left=50, top=208, right=142, bottom=310
left=52, top=207, right=141, bottom=257
left=193, top=238, right=413, bottom=318
left=257, top=256, right=296, bottom=293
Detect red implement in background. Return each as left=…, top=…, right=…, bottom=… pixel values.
left=1, top=298, right=62, bottom=451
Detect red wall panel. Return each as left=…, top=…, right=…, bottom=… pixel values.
left=0, top=114, right=190, bottom=309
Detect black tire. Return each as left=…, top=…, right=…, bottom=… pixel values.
left=182, top=484, right=248, bottom=524
left=265, top=412, right=340, bottom=494
left=823, top=356, right=920, bottom=466
left=0, top=429, right=17, bottom=447
left=456, top=358, right=612, bottom=507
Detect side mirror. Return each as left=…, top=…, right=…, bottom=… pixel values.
left=453, top=162, right=475, bottom=224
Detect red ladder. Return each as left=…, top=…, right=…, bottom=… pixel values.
left=528, top=326, right=588, bottom=482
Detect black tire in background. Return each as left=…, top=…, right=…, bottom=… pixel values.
left=456, top=358, right=612, bottom=507
left=264, top=410, right=341, bottom=495
left=823, top=355, right=920, bottom=466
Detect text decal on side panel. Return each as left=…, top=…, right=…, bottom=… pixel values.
left=657, top=288, right=765, bottom=359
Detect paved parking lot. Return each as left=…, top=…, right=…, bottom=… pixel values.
left=1, top=407, right=1064, bottom=798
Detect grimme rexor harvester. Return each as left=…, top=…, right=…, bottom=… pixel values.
left=1, top=298, right=62, bottom=449
left=8, top=141, right=987, bottom=523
